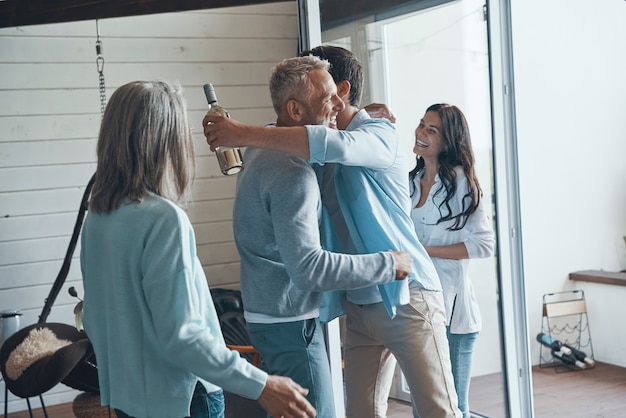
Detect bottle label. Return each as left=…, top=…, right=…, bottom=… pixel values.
left=216, top=147, right=244, bottom=175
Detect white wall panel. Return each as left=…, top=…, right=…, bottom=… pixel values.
left=1, top=89, right=102, bottom=115
left=1, top=212, right=79, bottom=241
left=0, top=236, right=81, bottom=265
left=1, top=189, right=89, bottom=216
left=0, top=164, right=96, bottom=191
left=0, top=62, right=279, bottom=89
left=203, top=263, right=242, bottom=288
left=0, top=139, right=98, bottom=167
left=193, top=221, right=235, bottom=244
left=1, top=260, right=82, bottom=288
left=186, top=200, right=235, bottom=224
left=0, top=114, right=100, bottom=141
left=197, top=242, right=241, bottom=265
left=191, top=177, right=238, bottom=200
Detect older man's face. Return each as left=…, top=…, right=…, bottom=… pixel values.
left=300, top=68, right=345, bottom=128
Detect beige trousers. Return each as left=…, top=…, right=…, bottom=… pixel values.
left=343, top=285, right=461, bottom=418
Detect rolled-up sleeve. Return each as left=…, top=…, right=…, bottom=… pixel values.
left=463, top=198, right=495, bottom=259
left=306, top=111, right=397, bottom=169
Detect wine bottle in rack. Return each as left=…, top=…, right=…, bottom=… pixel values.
left=563, top=342, right=595, bottom=366
left=537, top=333, right=588, bottom=369
left=537, top=332, right=560, bottom=350
left=203, top=83, right=244, bottom=175
left=551, top=347, right=586, bottom=369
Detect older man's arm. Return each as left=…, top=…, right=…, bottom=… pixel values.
left=203, top=114, right=311, bottom=159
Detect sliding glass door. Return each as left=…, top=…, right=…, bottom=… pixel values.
left=299, top=0, right=532, bottom=416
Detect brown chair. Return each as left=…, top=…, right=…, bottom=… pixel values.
left=210, top=288, right=264, bottom=418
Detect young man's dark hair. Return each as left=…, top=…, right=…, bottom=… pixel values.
left=301, top=45, right=364, bottom=107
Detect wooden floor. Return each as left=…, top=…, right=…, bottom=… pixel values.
left=7, top=362, right=626, bottom=417
left=388, top=361, right=626, bottom=418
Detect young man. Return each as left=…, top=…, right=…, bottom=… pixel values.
left=231, top=55, right=412, bottom=417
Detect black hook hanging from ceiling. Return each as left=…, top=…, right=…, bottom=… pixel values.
left=95, top=19, right=107, bottom=115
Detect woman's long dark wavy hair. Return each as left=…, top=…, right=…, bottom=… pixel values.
left=409, top=103, right=482, bottom=231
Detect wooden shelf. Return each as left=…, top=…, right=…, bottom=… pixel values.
left=569, top=270, right=626, bottom=287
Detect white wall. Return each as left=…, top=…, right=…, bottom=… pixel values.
left=510, top=0, right=626, bottom=367
left=0, top=2, right=298, bottom=412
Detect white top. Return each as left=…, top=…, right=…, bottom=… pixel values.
left=410, top=166, right=495, bottom=333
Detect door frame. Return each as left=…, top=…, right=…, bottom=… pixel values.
left=297, top=1, right=534, bottom=416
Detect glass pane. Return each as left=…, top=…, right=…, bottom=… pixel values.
left=320, top=0, right=506, bottom=416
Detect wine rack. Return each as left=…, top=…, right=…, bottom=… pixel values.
left=539, top=290, right=595, bottom=372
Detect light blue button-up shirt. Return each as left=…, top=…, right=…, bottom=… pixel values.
left=305, top=109, right=441, bottom=319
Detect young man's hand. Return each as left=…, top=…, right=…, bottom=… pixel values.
left=364, top=103, right=396, bottom=123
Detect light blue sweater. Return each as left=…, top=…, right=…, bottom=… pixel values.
left=81, top=194, right=266, bottom=418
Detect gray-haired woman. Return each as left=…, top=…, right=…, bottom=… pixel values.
left=81, top=80, right=316, bottom=418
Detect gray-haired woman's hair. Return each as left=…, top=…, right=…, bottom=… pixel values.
left=90, top=80, right=195, bottom=213
left=269, top=55, right=330, bottom=116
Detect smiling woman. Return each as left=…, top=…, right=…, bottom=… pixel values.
left=408, top=103, right=495, bottom=417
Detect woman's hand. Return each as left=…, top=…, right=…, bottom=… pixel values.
left=258, top=375, right=317, bottom=418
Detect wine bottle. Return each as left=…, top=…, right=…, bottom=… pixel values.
left=563, top=342, right=595, bottom=366
left=537, top=333, right=561, bottom=350
left=203, top=83, right=244, bottom=175
left=551, top=346, right=586, bottom=369
left=537, top=333, right=589, bottom=369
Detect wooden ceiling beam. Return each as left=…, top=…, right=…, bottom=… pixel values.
left=0, top=0, right=282, bottom=28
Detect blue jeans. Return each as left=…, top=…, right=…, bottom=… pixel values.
left=447, top=328, right=478, bottom=418
left=115, top=383, right=224, bottom=418
left=247, top=318, right=335, bottom=418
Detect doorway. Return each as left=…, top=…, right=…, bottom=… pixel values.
left=306, top=0, right=510, bottom=416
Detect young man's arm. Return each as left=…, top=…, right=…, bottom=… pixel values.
left=203, top=115, right=395, bottom=169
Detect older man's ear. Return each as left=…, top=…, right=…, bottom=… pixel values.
left=285, top=98, right=305, bottom=122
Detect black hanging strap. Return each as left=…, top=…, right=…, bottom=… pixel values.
left=38, top=173, right=96, bottom=324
